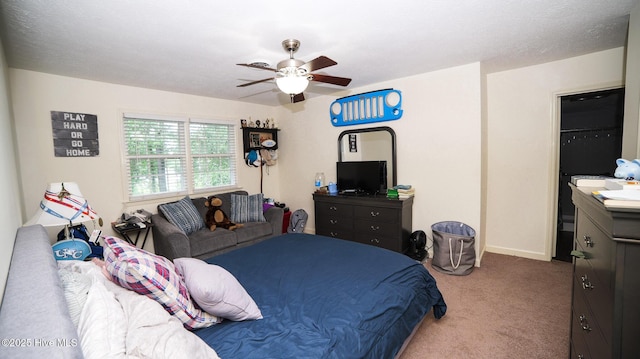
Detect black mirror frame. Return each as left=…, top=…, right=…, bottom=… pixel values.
left=337, top=126, right=397, bottom=188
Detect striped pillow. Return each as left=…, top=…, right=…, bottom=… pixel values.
left=102, top=237, right=220, bottom=330
left=230, top=193, right=266, bottom=223
left=158, top=196, right=205, bottom=235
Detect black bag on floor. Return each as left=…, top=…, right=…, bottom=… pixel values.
left=431, top=221, right=476, bottom=275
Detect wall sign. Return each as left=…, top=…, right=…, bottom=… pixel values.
left=51, top=111, right=99, bottom=157
left=329, top=88, right=403, bottom=127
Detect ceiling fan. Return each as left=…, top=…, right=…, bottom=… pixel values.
left=237, top=39, right=352, bottom=103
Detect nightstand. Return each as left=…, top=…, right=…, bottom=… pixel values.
left=111, top=221, right=153, bottom=249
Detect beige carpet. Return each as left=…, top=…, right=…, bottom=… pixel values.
left=399, top=252, right=572, bottom=359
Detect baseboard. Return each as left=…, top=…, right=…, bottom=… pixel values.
left=484, top=245, right=550, bottom=261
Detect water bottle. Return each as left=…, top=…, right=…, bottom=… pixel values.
left=314, top=172, right=325, bottom=191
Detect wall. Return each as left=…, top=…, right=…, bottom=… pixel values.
left=9, top=70, right=279, bottom=250
left=0, top=38, right=24, bottom=299
left=486, top=47, right=626, bottom=260
left=625, top=3, right=640, bottom=158
left=277, top=63, right=484, bottom=262
left=4, top=45, right=633, bottom=275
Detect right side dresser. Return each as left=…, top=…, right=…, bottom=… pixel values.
left=570, top=184, right=640, bottom=359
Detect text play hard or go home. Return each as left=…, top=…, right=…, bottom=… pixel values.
left=51, top=111, right=99, bottom=157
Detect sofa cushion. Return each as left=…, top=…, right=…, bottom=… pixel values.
left=159, top=196, right=205, bottom=235
left=230, top=193, right=265, bottom=223
left=234, top=222, right=273, bottom=244
left=102, top=236, right=220, bottom=330
left=188, top=228, right=238, bottom=257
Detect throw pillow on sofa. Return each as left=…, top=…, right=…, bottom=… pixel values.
left=230, top=193, right=266, bottom=223
left=158, top=196, right=205, bottom=235
left=102, top=236, right=220, bottom=330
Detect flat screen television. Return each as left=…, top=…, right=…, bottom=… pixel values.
left=336, top=161, right=387, bottom=195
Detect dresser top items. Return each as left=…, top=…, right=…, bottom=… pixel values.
left=571, top=184, right=640, bottom=242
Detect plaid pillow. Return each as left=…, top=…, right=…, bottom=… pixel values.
left=158, top=196, right=205, bottom=235
left=102, top=237, right=220, bottom=330
left=230, top=193, right=266, bottom=223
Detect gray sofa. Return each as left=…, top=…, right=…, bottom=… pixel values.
left=152, top=190, right=284, bottom=260
left=0, top=225, right=84, bottom=358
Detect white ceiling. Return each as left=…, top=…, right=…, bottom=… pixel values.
left=0, top=0, right=638, bottom=107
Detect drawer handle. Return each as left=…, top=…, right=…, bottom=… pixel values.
left=370, top=238, right=380, bottom=244
left=329, top=219, right=338, bottom=224
left=583, top=235, right=594, bottom=248
left=571, top=250, right=585, bottom=259
left=330, top=231, right=338, bottom=237
left=581, top=274, right=594, bottom=290
left=579, top=315, right=592, bottom=332
left=370, top=211, right=380, bottom=217
left=578, top=355, right=585, bottom=359
left=370, top=225, right=380, bottom=231
left=329, top=206, right=337, bottom=211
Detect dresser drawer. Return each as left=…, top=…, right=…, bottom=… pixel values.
left=316, top=227, right=353, bottom=241
left=354, top=206, right=398, bottom=222
left=316, top=213, right=353, bottom=231
left=354, top=219, right=397, bottom=238
left=572, top=286, right=608, bottom=359
left=354, top=219, right=400, bottom=251
left=575, top=209, right=614, bottom=292
left=572, top=270, right=612, bottom=343
left=315, top=201, right=353, bottom=219
left=353, top=232, right=399, bottom=252
left=570, top=325, right=589, bottom=359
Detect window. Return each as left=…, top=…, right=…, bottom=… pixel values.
left=123, top=113, right=237, bottom=200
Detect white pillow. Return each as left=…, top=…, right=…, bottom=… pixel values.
left=77, top=281, right=127, bottom=359
left=58, top=268, right=92, bottom=328
left=174, top=257, right=263, bottom=321
left=113, top=284, right=221, bottom=359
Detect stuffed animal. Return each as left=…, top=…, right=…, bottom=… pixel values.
left=204, top=195, right=241, bottom=231
left=614, top=158, right=640, bottom=180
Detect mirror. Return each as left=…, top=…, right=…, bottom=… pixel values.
left=338, top=126, right=397, bottom=189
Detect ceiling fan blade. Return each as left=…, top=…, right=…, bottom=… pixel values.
left=299, top=56, right=337, bottom=72
left=309, top=74, right=352, bottom=87
left=237, top=63, right=277, bottom=72
left=292, top=93, right=305, bottom=103
left=237, top=77, right=274, bottom=87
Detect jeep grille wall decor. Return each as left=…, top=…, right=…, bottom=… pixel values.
left=329, top=89, right=403, bottom=127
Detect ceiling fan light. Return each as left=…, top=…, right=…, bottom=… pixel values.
left=276, top=75, right=309, bottom=95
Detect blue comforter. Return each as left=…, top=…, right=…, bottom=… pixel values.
left=196, top=233, right=446, bottom=359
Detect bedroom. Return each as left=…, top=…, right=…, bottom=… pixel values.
left=0, top=2, right=639, bottom=356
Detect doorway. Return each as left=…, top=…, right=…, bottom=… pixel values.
left=555, top=88, right=624, bottom=262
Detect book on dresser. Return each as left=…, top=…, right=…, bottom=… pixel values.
left=397, top=188, right=415, bottom=199
left=604, top=178, right=640, bottom=190
left=592, top=189, right=640, bottom=209
left=570, top=175, right=611, bottom=187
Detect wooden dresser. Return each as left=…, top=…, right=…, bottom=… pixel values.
left=570, top=185, right=640, bottom=359
left=313, top=193, right=413, bottom=253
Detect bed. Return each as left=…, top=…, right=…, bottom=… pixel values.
left=195, top=233, right=447, bottom=358
left=0, top=227, right=445, bottom=358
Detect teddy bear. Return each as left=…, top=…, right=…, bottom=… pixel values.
left=204, top=195, right=241, bottom=231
